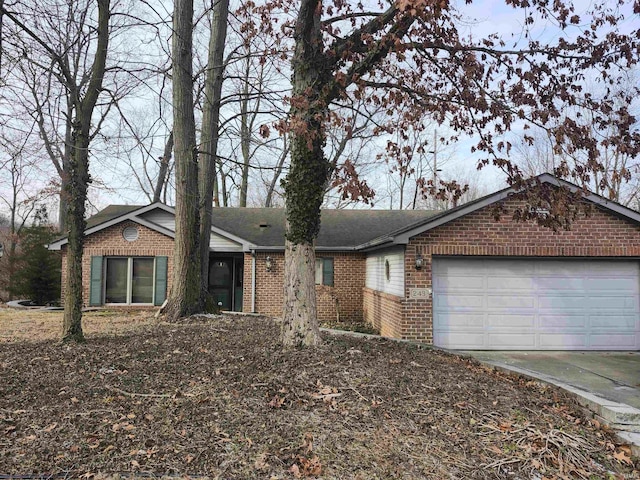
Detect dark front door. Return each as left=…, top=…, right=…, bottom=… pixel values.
left=209, top=258, right=232, bottom=310
left=209, top=256, right=243, bottom=311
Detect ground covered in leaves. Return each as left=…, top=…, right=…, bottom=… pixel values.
left=0, top=314, right=638, bottom=479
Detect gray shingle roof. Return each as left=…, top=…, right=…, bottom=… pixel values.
left=83, top=205, right=440, bottom=249
left=211, top=208, right=439, bottom=248
left=86, top=205, right=141, bottom=229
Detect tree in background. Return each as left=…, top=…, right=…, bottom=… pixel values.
left=10, top=207, right=61, bottom=305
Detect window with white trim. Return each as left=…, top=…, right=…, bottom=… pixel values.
left=104, top=257, right=154, bottom=304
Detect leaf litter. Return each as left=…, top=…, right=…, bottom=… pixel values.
left=0, top=314, right=637, bottom=479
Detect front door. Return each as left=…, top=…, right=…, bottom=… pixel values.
left=209, top=256, right=243, bottom=311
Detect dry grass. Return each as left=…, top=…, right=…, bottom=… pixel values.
left=0, top=305, right=157, bottom=343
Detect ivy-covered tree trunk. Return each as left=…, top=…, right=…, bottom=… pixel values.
left=62, top=0, right=110, bottom=342
left=62, top=125, right=90, bottom=342
left=164, top=0, right=202, bottom=321
left=281, top=0, right=329, bottom=347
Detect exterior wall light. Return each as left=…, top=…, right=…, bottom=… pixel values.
left=415, top=254, right=424, bottom=270
left=265, top=256, right=273, bottom=272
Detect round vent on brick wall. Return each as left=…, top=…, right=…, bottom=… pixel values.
left=122, top=226, right=139, bottom=242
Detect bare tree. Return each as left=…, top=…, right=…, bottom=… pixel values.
left=0, top=1, right=139, bottom=232
left=1, top=0, right=113, bottom=341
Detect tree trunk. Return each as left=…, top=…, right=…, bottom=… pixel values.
left=62, top=0, right=111, bottom=342
left=62, top=135, right=88, bottom=342
left=282, top=240, right=321, bottom=346
left=58, top=98, right=75, bottom=233
left=239, top=56, right=251, bottom=207
left=281, top=0, right=329, bottom=347
left=153, top=130, right=173, bottom=203
left=198, top=0, right=229, bottom=301
left=164, top=0, right=202, bottom=321
left=265, top=138, right=288, bottom=207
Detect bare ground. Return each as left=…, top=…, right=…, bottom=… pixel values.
left=0, top=312, right=638, bottom=479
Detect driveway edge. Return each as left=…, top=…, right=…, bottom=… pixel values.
left=478, top=360, right=640, bottom=457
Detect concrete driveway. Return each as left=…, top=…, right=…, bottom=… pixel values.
left=464, top=351, right=640, bottom=409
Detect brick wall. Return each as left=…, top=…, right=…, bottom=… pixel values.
left=243, top=251, right=366, bottom=322
left=394, top=200, right=640, bottom=343
left=60, top=221, right=174, bottom=306
left=363, top=288, right=402, bottom=337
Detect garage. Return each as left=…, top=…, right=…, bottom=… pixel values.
left=432, top=257, right=640, bottom=350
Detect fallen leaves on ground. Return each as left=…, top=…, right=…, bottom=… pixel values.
left=0, top=314, right=637, bottom=479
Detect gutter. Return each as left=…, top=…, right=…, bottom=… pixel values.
left=249, top=245, right=359, bottom=252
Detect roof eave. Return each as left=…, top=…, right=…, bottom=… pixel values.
left=250, top=245, right=360, bottom=252
left=47, top=202, right=174, bottom=250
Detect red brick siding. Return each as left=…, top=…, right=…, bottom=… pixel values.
left=363, top=287, right=402, bottom=337
left=243, top=251, right=365, bottom=322
left=394, top=200, right=640, bottom=343
left=60, top=221, right=174, bottom=306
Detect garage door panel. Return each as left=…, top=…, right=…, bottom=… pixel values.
left=487, top=295, right=535, bottom=308
left=589, top=315, right=638, bottom=329
left=535, top=263, right=585, bottom=276
left=585, top=296, right=637, bottom=310
left=585, top=277, right=637, bottom=291
left=539, top=314, right=587, bottom=328
left=436, top=313, right=485, bottom=329
left=587, top=262, right=638, bottom=275
left=487, top=314, right=535, bottom=327
left=433, top=275, right=484, bottom=290
left=487, top=277, right=534, bottom=289
left=434, top=332, right=486, bottom=348
left=485, top=264, right=535, bottom=276
left=539, top=334, right=588, bottom=349
left=536, top=277, right=584, bottom=291
left=434, top=294, right=484, bottom=308
left=590, top=334, right=638, bottom=349
left=487, top=333, right=536, bottom=348
left=538, top=295, right=587, bottom=310
left=433, top=258, right=640, bottom=350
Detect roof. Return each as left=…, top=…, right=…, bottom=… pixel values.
left=47, top=202, right=440, bottom=251
left=359, top=173, right=640, bottom=249
left=211, top=208, right=438, bottom=248
left=48, top=173, right=640, bottom=252
left=85, top=205, right=140, bottom=229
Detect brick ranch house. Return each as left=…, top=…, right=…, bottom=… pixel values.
left=48, top=174, right=640, bottom=351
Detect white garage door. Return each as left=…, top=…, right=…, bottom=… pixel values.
left=432, top=258, right=640, bottom=350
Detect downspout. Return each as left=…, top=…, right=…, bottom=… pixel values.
left=251, top=250, right=256, bottom=313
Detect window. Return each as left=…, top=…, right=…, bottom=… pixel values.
left=104, top=257, right=154, bottom=304
left=315, top=257, right=334, bottom=286
left=122, top=226, right=139, bottom=242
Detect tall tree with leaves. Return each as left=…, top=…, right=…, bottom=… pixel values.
left=280, top=0, right=640, bottom=346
